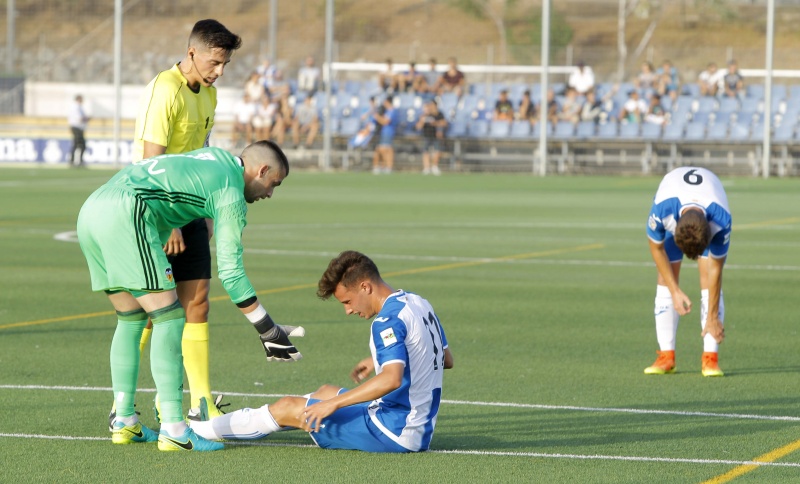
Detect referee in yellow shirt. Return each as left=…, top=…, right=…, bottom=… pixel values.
left=124, top=19, right=242, bottom=422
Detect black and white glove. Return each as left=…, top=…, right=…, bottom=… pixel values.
left=258, top=323, right=304, bottom=362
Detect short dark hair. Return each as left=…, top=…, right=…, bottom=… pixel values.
left=674, top=209, right=711, bottom=260
left=243, top=139, right=289, bottom=176
left=189, top=19, right=242, bottom=52
left=317, top=251, right=381, bottom=300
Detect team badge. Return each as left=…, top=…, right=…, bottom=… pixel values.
left=165, top=267, right=174, bottom=283
left=648, top=215, right=658, bottom=231
left=380, top=328, right=397, bottom=347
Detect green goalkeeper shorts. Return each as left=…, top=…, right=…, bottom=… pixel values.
left=77, top=185, right=176, bottom=293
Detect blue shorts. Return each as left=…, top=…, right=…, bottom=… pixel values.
left=305, top=396, right=410, bottom=453
left=378, top=131, right=395, bottom=147
left=663, top=231, right=710, bottom=262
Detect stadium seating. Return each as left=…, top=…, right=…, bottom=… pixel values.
left=509, top=120, right=532, bottom=138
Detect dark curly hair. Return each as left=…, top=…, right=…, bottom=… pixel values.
left=674, top=209, right=711, bottom=260
left=317, top=251, right=381, bottom=300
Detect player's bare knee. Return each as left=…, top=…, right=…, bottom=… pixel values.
left=269, top=397, right=305, bottom=426
left=310, top=384, right=342, bottom=400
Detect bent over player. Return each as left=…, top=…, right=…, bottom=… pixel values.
left=130, top=19, right=241, bottom=420
left=190, top=250, right=454, bottom=453
left=644, top=166, right=731, bottom=377
left=77, top=142, right=303, bottom=452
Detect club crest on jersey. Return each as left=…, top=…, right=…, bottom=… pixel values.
left=648, top=215, right=659, bottom=231
left=165, top=267, right=174, bottom=283
left=380, top=328, right=397, bottom=347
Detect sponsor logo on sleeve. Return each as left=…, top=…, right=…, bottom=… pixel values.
left=648, top=215, right=659, bottom=231
left=380, top=328, right=397, bottom=347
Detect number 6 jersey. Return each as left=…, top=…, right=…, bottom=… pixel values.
left=368, top=290, right=448, bottom=452
left=646, top=166, right=732, bottom=259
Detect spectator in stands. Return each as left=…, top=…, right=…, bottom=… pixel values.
left=415, top=100, right=447, bottom=175
left=436, top=57, right=466, bottom=97
left=378, top=59, right=396, bottom=92
left=517, top=90, right=537, bottom=125
left=372, top=96, right=400, bottom=174
left=232, top=93, right=257, bottom=147
left=252, top=93, right=280, bottom=142
left=421, top=58, right=439, bottom=96
left=722, top=60, right=745, bottom=99
left=291, top=96, right=320, bottom=149
left=558, top=87, right=582, bottom=124
left=656, top=60, right=681, bottom=100
left=544, top=88, right=560, bottom=125
left=494, top=89, right=515, bottom=122
left=269, top=70, right=291, bottom=101
left=580, top=89, right=604, bottom=124
left=272, top=97, right=293, bottom=145
left=645, top=93, right=667, bottom=126
left=619, top=89, right=647, bottom=124
left=297, top=56, right=321, bottom=97
left=568, top=61, right=595, bottom=95
left=397, top=62, right=424, bottom=94
left=68, top=94, right=90, bottom=167
left=698, top=62, right=724, bottom=97
left=635, top=61, right=658, bottom=92
left=245, top=71, right=267, bottom=103
left=257, top=58, right=277, bottom=92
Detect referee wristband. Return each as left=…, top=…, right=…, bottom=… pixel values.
left=245, top=304, right=275, bottom=334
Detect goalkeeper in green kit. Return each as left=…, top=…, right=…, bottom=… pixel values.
left=76, top=141, right=302, bottom=452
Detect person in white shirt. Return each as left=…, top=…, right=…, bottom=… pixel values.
left=698, top=62, right=725, bottom=97
left=67, top=94, right=90, bottom=167
left=297, top=56, right=321, bottom=97
left=568, top=61, right=595, bottom=95
left=231, top=93, right=257, bottom=146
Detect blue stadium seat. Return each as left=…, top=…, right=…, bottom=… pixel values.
left=470, top=84, right=488, bottom=97
left=728, top=123, right=750, bottom=141
left=490, top=83, right=509, bottom=100
left=459, top=94, right=480, bottom=114
left=660, top=96, right=673, bottom=112
left=448, top=119, right=468, bottom=138
left=468, top=119, right=490, bottom=138
left=395, top=92, right=416, bottom=109
left=712, top=111, right=733, bottom=126
left=746, top=84, right=764, bottom=99
left=750, top=122, right=765, bottom=141
left=510, top=83, right=530, bottom=102
left=694, top=97, right=718, bottom=113
left=619, top=122, right=640, bottom=139
left=575, top=121, right=596, bottom=138
left=597, top=122, right=619, bottom=139
left=641, top=122, right=662, bottom=140
left=338, top=118, right=361, bottom=137
left=718, top=97, right=739, bottom=113
left=773, top=84, right=787, bottom=101
left=691, top=111, right=711, bottom=125
left=553, top=121, right=575, bottom=139
left=344, top=80, right=362, bottom=95
left=682, top=83, right=701, bottom=98
left=439, top=93, right=459, bottom=113
left=509, top=120, right=531, bottom=138
left=684, top=122, right=706, bottom=140
left=772, top=122, right=795, bottom=143
left=706, top=122, right=728, bottom=140
left=740, top=97, right=761, bottom=113
left=789, top=84, right=800, bottom=100
left=735, top=111, right=758, bottom=127
left=531, top=122, right=552, bottom=138
left=662, top=123, right=684, bottom=141
left=490, top=120, right=511, bottom=138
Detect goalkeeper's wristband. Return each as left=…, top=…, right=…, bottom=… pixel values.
left=245, top=304, right=275, bottom=334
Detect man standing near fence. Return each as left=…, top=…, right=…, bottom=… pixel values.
left=67, top=94, right=89, bottom=167
left=112, top=19, right=243, bottom=425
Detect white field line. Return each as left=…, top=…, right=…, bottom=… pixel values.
left=3, top=384, right=800, bottom=467
left=0, top=432, right=798, bottom=468
left=3, top=384, right=800, bottom=423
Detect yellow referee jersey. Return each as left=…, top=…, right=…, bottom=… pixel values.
left=132, top=63, right=217, bottom=161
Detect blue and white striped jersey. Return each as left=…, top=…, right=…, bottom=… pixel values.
left=367, top=290, right=448, bottom=452
left=646, top=167, right=732, bottom=258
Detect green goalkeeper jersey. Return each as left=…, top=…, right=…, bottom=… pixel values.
left=106, top=146, right=255, bottom=304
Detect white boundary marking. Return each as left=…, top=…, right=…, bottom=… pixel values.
left=3, top=384, right=800, bottom=467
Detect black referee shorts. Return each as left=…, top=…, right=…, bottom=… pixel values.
left=168, top=218, right=212, bottom=282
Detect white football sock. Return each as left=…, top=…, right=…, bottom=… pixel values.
left=701, top=289, right=725, bottom=353
left=654, top=285, right=679, bottom=351
left=115, top=414, right=138, bottom=427
left=161, top=422, right=187, bottom=437
left=189, top=405, right=281, bottom=440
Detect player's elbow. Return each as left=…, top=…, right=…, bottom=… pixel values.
left=443, top=348, right=454, bottom=369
